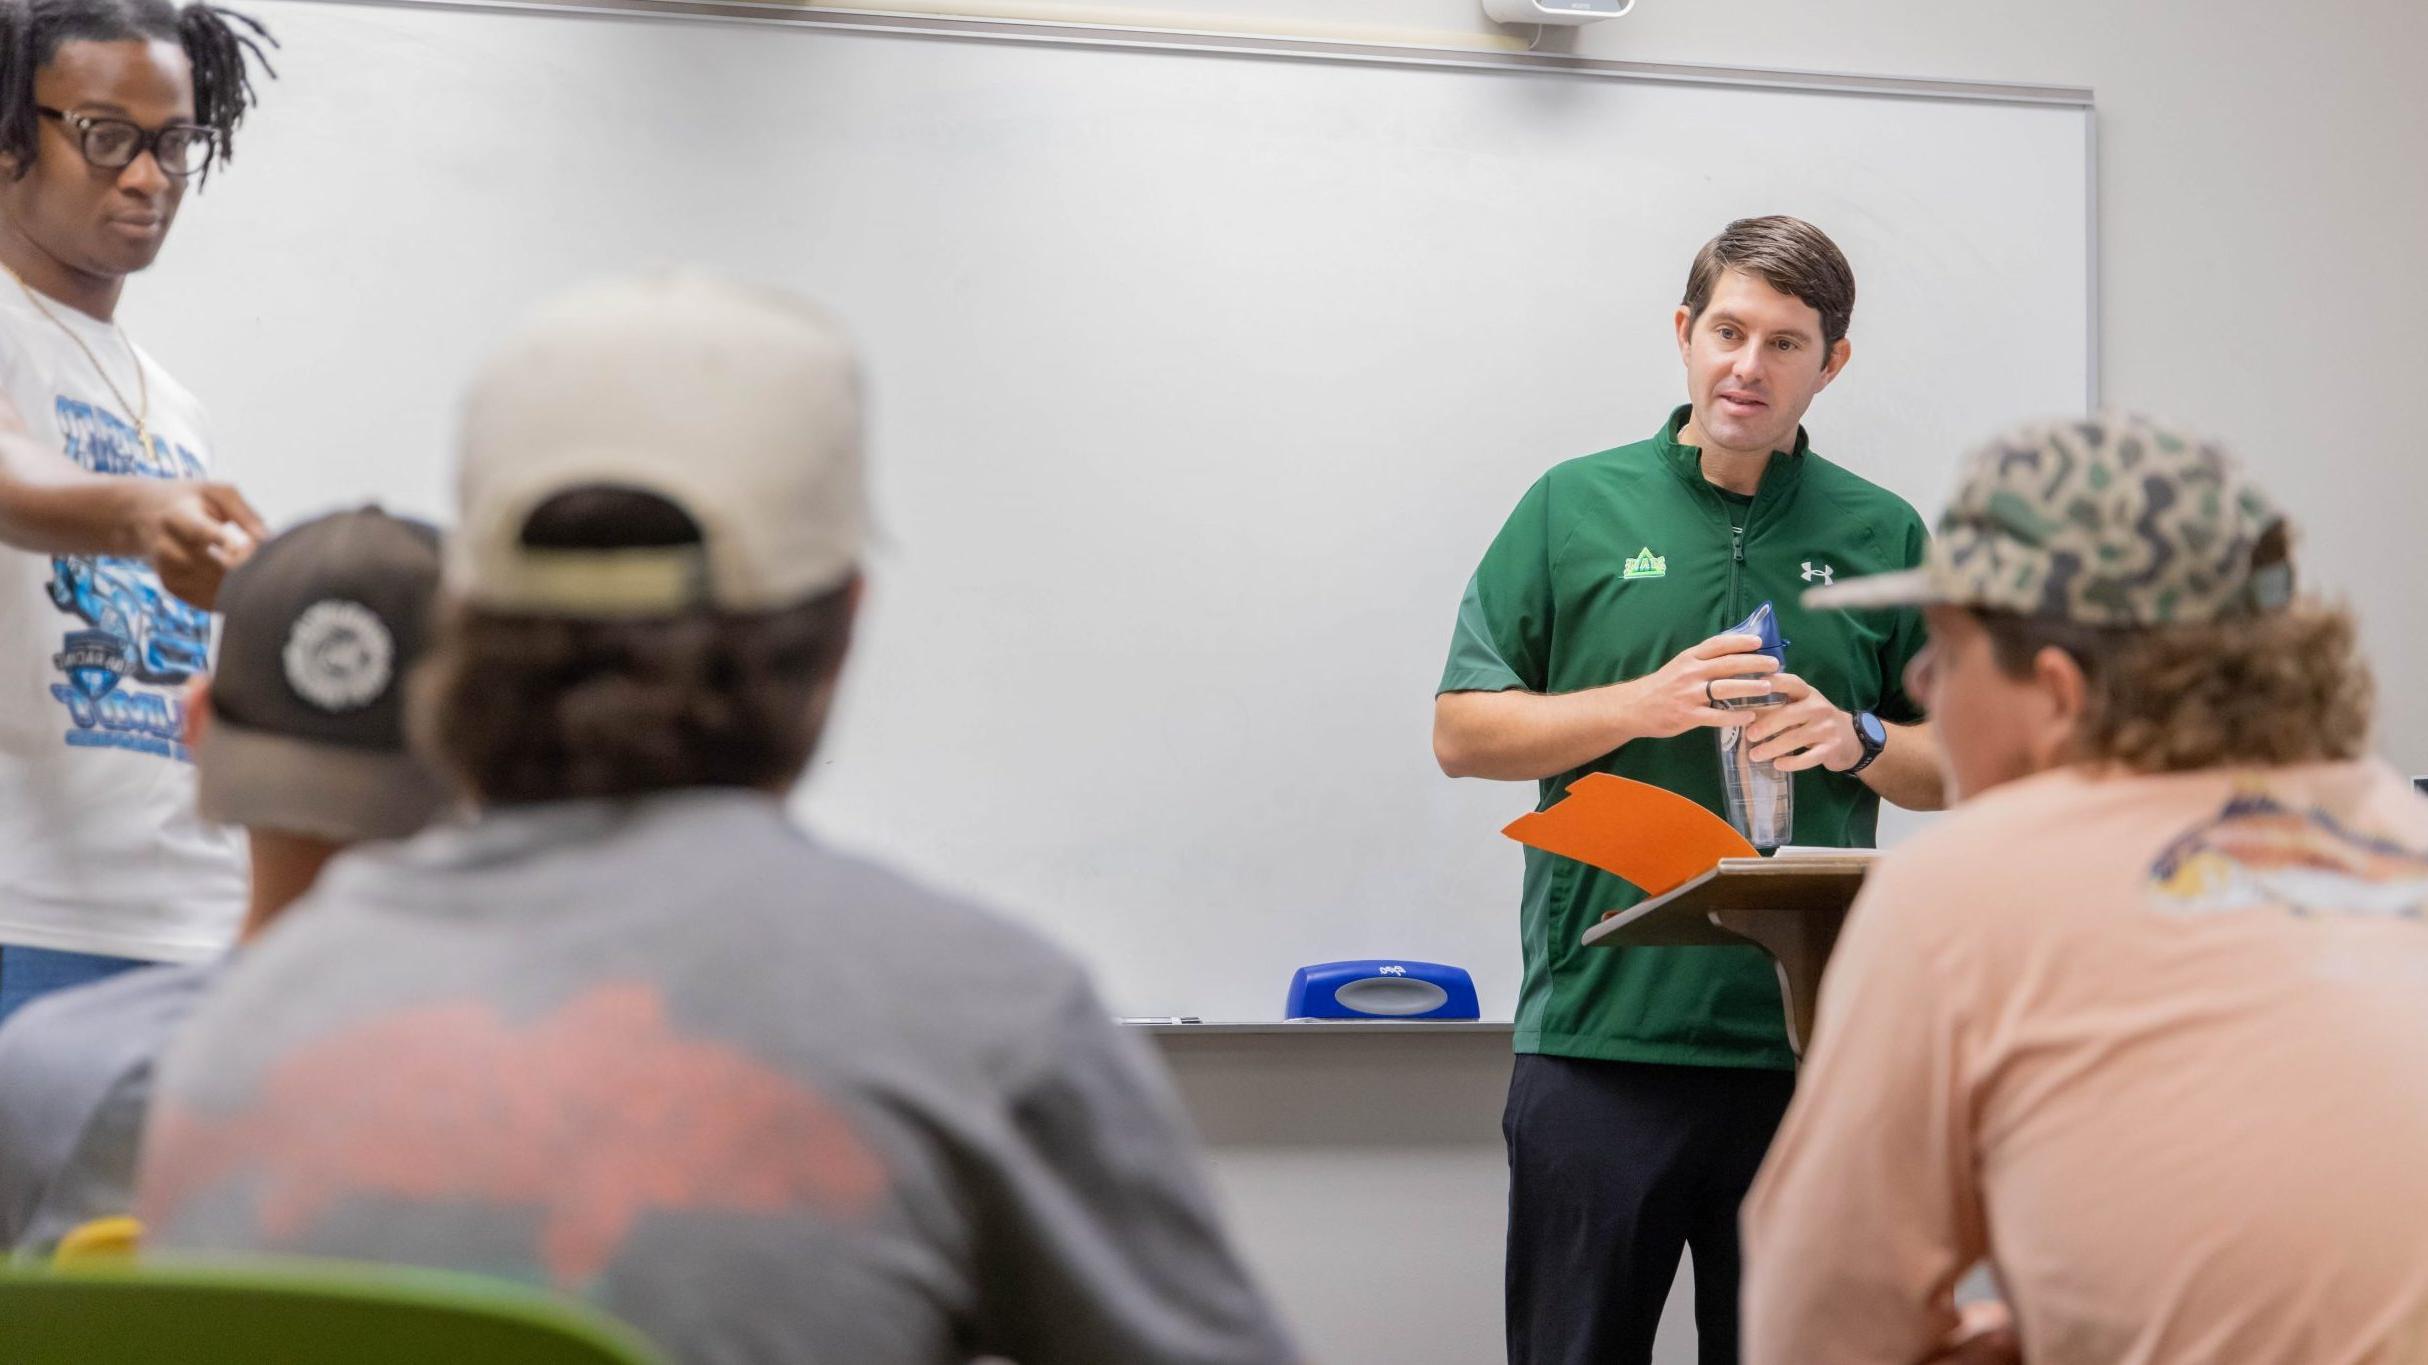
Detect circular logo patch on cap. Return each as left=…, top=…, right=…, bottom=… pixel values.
left=283, top=600, right=395, bottom=713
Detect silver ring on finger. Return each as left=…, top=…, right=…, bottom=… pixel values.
left=1704, top=679, right=1717, bottom=706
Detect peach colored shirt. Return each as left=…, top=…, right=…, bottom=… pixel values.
left=1744, top=761, right=2428, bottom=1365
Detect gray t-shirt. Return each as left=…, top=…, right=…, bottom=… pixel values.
left=0, top=960, right=218, bottom=1256
left=140, top=791, right=1293, bottom=1365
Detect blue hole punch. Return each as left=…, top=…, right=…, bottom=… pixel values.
left=1286, top=960, right=1479, bottom=1020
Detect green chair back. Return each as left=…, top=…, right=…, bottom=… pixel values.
left=0, top=1255, right=664, bottom=1365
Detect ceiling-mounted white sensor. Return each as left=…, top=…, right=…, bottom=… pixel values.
left=1483, top=0, right=1632, bottom=24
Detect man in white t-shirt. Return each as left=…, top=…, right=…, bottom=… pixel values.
left=0, top=0, right=279, bottom=1019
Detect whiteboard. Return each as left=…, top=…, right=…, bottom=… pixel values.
left=132, top=0, right=2091, bottom=1019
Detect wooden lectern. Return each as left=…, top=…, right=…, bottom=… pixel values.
left=1578, top=855, right=1869, bottom=1056
left=1502, top=773, right=1875, bottom=1057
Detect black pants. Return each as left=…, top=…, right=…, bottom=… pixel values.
left=1504, top=1053, right=1796, bottom=1365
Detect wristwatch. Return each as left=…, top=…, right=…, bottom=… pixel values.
left=1847, top=710, right=1888, bottom=775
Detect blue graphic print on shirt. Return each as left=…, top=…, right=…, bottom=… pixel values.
left=42, top=397, right=210, bottom=761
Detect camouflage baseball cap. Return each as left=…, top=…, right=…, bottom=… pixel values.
left=1805, top=412, right=2294, bottom=626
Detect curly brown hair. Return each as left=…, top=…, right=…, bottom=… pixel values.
left=1975, top=602, right=2374, bottom=773
left=407, top=487, right=856, bottom=805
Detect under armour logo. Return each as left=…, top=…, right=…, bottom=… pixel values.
left=1801, top=561, right=1835, bottom=585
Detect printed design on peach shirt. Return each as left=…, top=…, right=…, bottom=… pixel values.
left=2148, top=790, right=2428, bottom=921
left=144, top=980, right=889, bottom=1287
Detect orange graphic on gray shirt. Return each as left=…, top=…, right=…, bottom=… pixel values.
left=142, top=980, right=889, bottom=1287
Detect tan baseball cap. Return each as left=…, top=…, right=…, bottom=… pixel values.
left=451, top=271, right=866, bottom=617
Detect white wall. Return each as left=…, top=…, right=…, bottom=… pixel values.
left=1117, top=2, right=2428, bottom=1361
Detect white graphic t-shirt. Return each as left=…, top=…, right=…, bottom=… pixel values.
left=0, top=288, right=244, bottom=962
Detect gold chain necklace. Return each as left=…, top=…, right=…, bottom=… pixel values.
left=0, top=260, right=150, bottom=455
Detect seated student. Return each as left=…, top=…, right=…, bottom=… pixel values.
left=0, top=507, right=446, bottom=1256
left=1740, top=413, right=2428, bottom=1364
left=136, top=273, right=1298, bottom=1365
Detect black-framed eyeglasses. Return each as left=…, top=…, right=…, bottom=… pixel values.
left=35, top=106, right=218, bottom=178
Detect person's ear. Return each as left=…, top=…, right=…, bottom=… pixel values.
left=806, top=573, right=865, bottom=706
left=1816, top=335, right=1852, bottom=389
left=2025, top=644, right=2088, bottom=768
left=183, top=675, right=214, bottom=750
left=1903, top=639, right=1937, bottom=714
left=840, top=572, right=864, bottom=647
left=1674, top=305, right=1695, bottom=363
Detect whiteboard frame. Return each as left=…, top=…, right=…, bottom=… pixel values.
left=295, top=0, right=2102, bottom=405
left=306, top=0, right=2087, bottom=105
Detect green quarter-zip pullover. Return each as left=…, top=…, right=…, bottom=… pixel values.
left=1441, top=406, right=1929, bottom=1067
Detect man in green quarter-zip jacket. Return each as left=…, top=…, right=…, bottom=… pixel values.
left=1433, top=216, right=1951, bottom=1365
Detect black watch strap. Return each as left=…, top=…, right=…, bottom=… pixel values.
left=1846, top=710, right=1887, bottom=775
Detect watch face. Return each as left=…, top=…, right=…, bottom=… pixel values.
left=1857, top=712, right=1888, bottom=747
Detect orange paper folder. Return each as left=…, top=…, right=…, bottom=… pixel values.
left=1501, top=773, right=1757, bottom=898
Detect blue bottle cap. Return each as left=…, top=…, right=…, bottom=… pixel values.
left=1726, top=600, right=1789, bottom=666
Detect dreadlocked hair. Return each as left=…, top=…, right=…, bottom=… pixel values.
left=0, top=0, right=275, bottom=181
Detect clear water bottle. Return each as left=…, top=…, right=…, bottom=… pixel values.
left=1715, top=602, right=1793, bottom=851
left=1716, top=694, right=1794, bottom=851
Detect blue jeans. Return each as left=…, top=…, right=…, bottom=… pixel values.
left=0, top=946, right=150, bottom=1028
